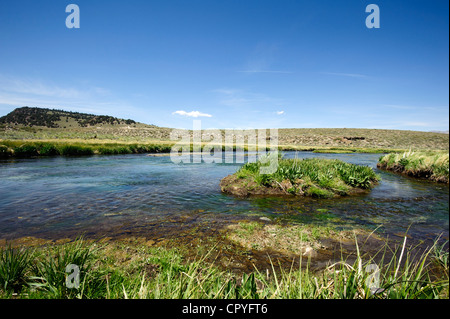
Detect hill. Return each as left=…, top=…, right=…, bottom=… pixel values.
left=0, top=106, right=173, bottom=141
left=0, top=107, right=138, bottom=128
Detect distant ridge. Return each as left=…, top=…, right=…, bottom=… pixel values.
left=0, top=106, right=138, bottom=128
left=0, top=107, right=448, bottom=150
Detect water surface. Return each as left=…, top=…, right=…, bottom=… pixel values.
left=0, top=152, right=448, bottom=243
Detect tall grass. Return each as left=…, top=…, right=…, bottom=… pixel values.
left=233, top=235, right=448, bottom=299
left=378, top=150, right=449, bottom=183
left=0, top=245, right=32, bottom=293
left=29, top=238, right=100, bottom=298
left=1, top=235, right=447, bottom=299
left=59, top=145, right=94, bottom=156
left=0, top=140, right=176, bottom=158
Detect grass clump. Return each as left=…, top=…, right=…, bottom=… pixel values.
left=12, top=145, right=39, bottom=157
left=97, top=146, right=130, bottom=155
left=224, top=153, right=380, bottom=198
left=30, top=238, right=100, bottom=298
left=377, top=150, right=449, bottom=183
left=303, top=239, right=448, bottom=299
left=38, top=143, right=60, bottom=156
left=0, top=245, right=32, bottom=293
left=59, top=145, right=94, bottom=156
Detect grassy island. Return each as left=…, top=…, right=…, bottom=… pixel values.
left=220, top=155, right=380, bottom=198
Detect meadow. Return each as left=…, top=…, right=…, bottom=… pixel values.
left=1, top=125, right=449, bottom=154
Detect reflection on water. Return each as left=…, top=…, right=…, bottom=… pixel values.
left=0, top=152, right=448, bottom=242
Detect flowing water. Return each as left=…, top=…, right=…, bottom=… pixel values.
left=0, top=152, right=448, bottom=245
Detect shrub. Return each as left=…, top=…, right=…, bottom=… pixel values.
left=59, top=145, right=94, bottom=156
left=39, top=143, right=60, bottom=156
left=13, top=145, right=39, bottom=157
left=98, top=145, right=132, bottom=155
left=0, top=145, right=12, bottom=158
left=97, top=147, right=118, bottom=155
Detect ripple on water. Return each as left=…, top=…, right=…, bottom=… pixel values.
left=0, top=152, right=448, bottom=242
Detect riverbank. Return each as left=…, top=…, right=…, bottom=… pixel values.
left=377, top=150, right=449, bottom=183
left=1, top=135, right=447, bottom=159
left=0, top=231, right=448, bottom=299
left=0, top=139, right=175, bottom=158
left=0, top=139, right=399, bottom=159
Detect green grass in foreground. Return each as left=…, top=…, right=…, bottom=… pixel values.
left=235, top=154, right=380, bottom=197
left=0, top=236, right=448, bottom=299
left=377, top=150, right=449, bottom=183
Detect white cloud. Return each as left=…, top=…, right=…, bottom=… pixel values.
left=172, top=110, right=212, bottom=118
left=276, top=111, right=284, bottom=115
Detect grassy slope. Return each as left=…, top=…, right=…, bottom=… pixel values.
left=1, top=107, right=448, bottom=152
left=278, top=128, right=449, bottom=150
left=1, top=125, right=448, bottom=151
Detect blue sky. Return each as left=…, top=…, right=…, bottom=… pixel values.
left=0, top=0, right=448, bottom=131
